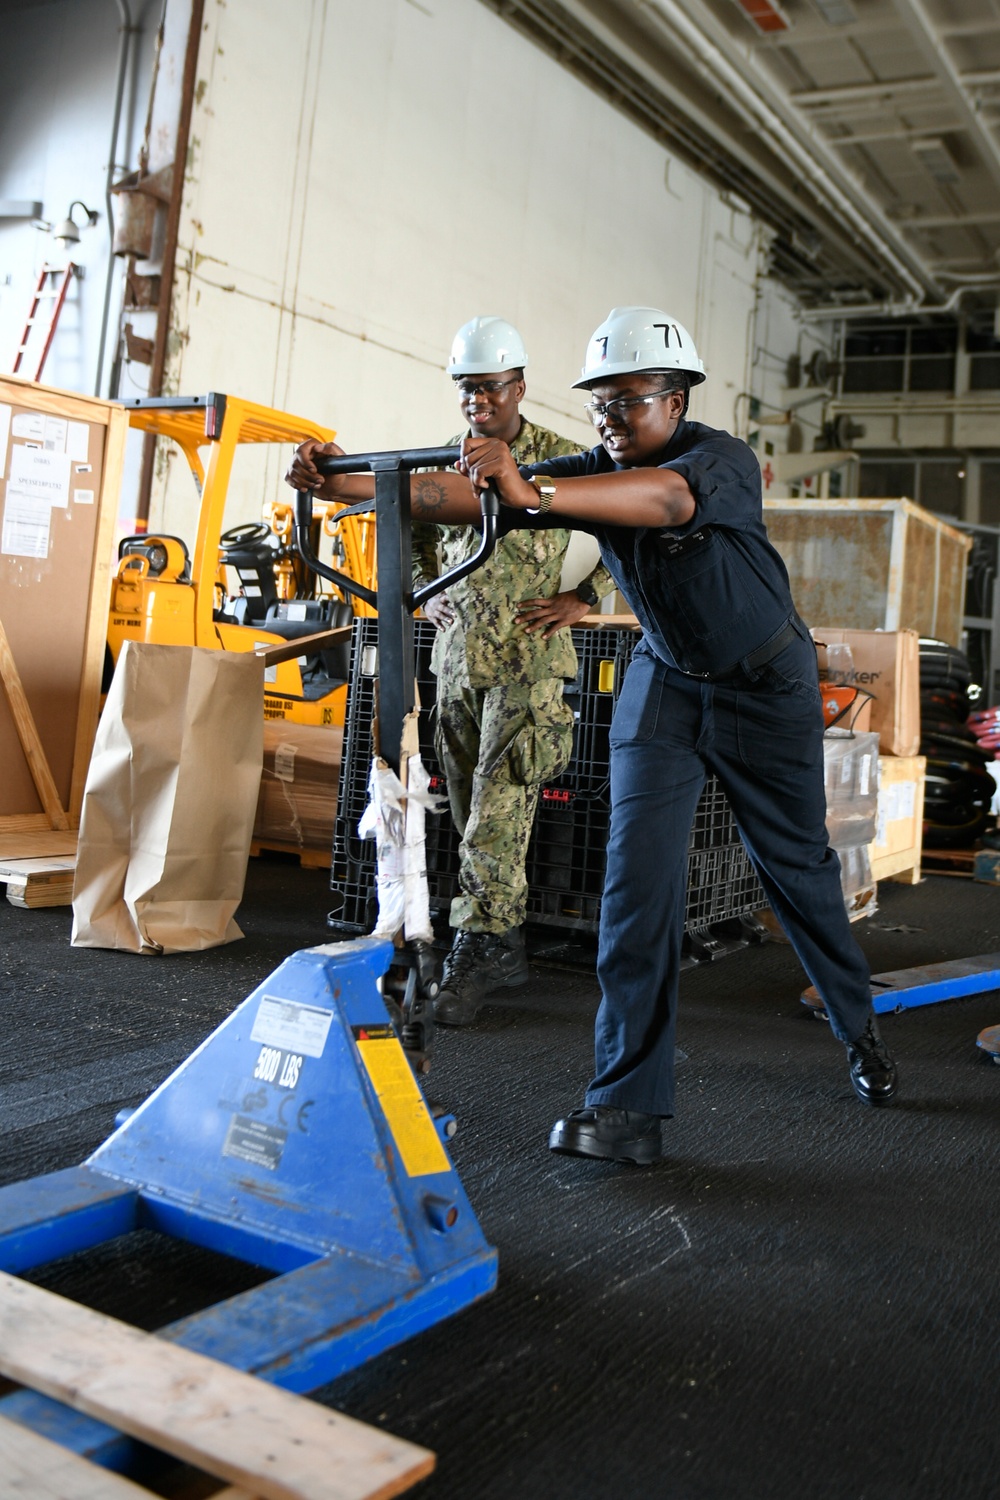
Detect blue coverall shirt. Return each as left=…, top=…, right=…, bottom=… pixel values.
left=502, top=419, right=874, bottom=1118
left=517, top=418, right=796, bottom=679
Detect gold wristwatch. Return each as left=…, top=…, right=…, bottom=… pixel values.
left=526, top=474, right=557, bottom=514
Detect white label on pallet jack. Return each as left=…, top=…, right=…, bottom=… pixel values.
left=222, top=1114, right=287, bottom=1171
left=251, top=997, right=333, bottom=1058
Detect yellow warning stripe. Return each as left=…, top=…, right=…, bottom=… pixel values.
left=356, top=1036, right=450, bottom=1177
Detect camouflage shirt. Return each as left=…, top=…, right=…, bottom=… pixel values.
left=412, top=418, right=612, bottom=689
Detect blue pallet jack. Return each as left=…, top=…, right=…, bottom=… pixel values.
left=0, top=447, right=502, bottom=1472
left=976, top=1023, right=1000, bottom=1063
left=801, top=951, right=1000, bottom=1042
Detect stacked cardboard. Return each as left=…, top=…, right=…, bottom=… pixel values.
left=254, top=721, right=343, bottom=859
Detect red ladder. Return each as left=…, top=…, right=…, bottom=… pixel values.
left=12, top=263, right=79, bottom=381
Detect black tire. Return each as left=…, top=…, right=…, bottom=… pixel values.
left=919, top=639, right=970, bottom=667
left=921, top=732, right=991, bottom=761
left=929, top=717, right=983, bottom=747
left=920, top=691, right=971, bottom=722
left=924, top=812, right=992, bottom=848
left=919, top=667, right=972, bottom=693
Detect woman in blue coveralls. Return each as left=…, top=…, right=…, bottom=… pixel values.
left=286, top=306, right=898, bottom=1166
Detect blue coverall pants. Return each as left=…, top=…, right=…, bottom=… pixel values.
left=586, top=629, right=874, bottom=1118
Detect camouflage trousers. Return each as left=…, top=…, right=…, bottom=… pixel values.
left=433, top=677, right=574, bottom=934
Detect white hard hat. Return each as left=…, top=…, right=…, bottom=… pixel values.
left=447, top=316, right=528, bottom=376
left=572, top=307, right=706, bottom=389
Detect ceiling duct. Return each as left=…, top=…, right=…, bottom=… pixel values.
left=811, top=0, right=857, bottom=23
left=911, top=137, right=961, bottom=184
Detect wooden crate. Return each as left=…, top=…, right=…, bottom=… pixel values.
left=868, top=753, right=926, bottom=885
left=0, top=376, right=126, bottom=861
left=764, top=498, right=971, bottom=645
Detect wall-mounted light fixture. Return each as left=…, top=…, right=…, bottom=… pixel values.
left=32, top=200, right=100, bottom=247
left=51, top=201, right=100, bottom=248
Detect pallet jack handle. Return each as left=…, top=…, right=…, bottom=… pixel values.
left=293, top=446, right=500, bottom=775
left=291, top=448, right=501, bottom=1068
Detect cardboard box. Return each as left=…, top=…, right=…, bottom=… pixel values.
left=254, top=721, right=343, bottom=854
left=812, top=628, right=920, bottom=757
left=868, top=754, right=926, bottom=885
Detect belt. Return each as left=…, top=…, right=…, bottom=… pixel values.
left=676, top=617, right=801, bottom=682
left=740, top=617, right=799, bottom=673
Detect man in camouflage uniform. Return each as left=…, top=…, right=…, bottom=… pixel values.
left=416, top=316, right=613, bottom=1025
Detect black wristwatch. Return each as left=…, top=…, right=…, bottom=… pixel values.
left=575, top=579, right=600, bottom=608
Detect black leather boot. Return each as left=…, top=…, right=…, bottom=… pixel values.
left=846, top=1014, right=898, bottom=1106
left=548, top=1105, right=663, bottom=1164
left=435, top=927, right=529, bottom=1026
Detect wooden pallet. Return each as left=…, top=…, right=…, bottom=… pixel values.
left=921, top=848, right=977, bottom=877
left=0, top=1272, right=433, bottom=1500
left=250, top=838, right=331, bottom=870
left=0, top=853, right=76, bottom=908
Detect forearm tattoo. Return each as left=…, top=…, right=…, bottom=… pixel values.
left=412, top=475, right=451, bottom=518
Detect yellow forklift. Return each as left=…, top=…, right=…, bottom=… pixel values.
left=106, top=392, right=375, bottom=726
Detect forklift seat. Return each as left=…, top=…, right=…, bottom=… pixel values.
left=264, top=599, right=354, bottom=686
left=219, top=524, right=280, bottom=621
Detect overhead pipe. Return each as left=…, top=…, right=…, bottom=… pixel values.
left=493, top=0, right=926, bottom=298
left=646, top=0, right=936, bottom=304
left=894, top=0, right=1000, bottom=199
left=659, top=0, right=1000, bottom=318
left=797, top=282, right=991, bottom=321
left=790, top=75, right=940, bottom=108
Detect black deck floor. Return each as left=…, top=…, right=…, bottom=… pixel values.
left=1, top=856, right=998, bottom=1499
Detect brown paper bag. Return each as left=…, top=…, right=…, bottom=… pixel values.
left=71, top=641, right=264, bottom=954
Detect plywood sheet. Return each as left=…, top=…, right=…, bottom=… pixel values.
left=0, top=1272, right=434, bottom=1500
left=765, top=509, right=895, bottom=631
left=765, top=499, right=971, bottom=643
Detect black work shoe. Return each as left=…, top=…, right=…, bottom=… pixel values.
left=434, top=927, right=530, bottom=1027
left=548, top=1105, right=662, bottom=1165
left=846, top=1014, right=899, bottom=1106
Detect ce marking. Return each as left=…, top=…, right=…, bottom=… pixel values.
left=279, top=1095, right=315, bottom=1134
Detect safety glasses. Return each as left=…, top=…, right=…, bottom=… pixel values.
left=584, top=389, right=676, bottom=426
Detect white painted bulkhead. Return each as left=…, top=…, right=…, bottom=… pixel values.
left=150, top=0, right=772, bottom=551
